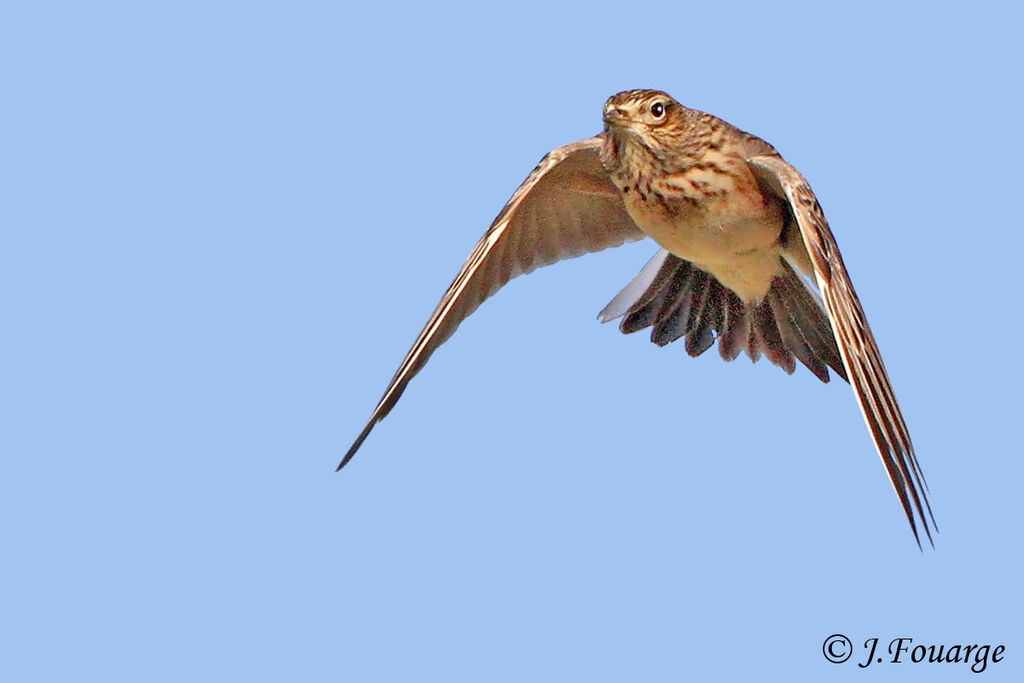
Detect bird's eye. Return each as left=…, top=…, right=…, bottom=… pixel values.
left=651, top=102, right=665, bottom=118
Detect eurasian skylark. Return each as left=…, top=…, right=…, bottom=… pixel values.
left=340, top=89, right=934, bottom=547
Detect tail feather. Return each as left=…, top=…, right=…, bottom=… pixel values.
left=620, top=258, right=688, bottom=334
left=652, top=268, right=699, bottom=346
left=684, top=277, right=717, bottom=356
left=601, top=253, right=846, bottom=383
left=768, top=286, right=830, bottom=382
left=775, top=274, right=847, bottom=381
left=718, top=291, right=746, bottom=362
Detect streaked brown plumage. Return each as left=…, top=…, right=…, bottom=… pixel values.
left=340, top=89, right=935, bottom=548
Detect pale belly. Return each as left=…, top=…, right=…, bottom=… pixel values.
left=622, top=189, right=786, bottom=302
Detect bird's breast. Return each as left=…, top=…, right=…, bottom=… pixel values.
left=618, top=163, right=787, bottom=301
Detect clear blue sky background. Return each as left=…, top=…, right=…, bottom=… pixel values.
left=3, top=2, right=1021, bottom=681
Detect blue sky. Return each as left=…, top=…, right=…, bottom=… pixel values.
left=3, top=2, right=1022, bottom=681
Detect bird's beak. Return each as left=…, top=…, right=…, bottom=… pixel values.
left=602, top=105, right=629, bottom=126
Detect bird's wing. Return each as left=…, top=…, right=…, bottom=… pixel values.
left=339, top=135, right=645, bottom=469
left=746, top=155, right=935, bottom=547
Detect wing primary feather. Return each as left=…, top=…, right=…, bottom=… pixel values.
left=746, top=154, right=935, bottom=546
left=339, top=136, right=645, bottom=469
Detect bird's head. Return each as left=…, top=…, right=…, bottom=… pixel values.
left=600, top=90, right=696, bottom=178
left=602, top=89, right=682, bottom=134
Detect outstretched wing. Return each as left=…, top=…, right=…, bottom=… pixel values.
left=339, top=135, right=644, bottom=469
left=747, top=155, right=935, bottom=548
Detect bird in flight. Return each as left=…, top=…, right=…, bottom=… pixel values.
left=340, top=89, right=935, bottom=547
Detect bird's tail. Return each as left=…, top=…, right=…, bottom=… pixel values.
left=598, top=250, right=847, bottom=383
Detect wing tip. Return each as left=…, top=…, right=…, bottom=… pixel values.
left=901, top=466, right=938, bottom=551
left=909, top=518, right=937, bottom=552
left=336, top=419, right=378, bottom=471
